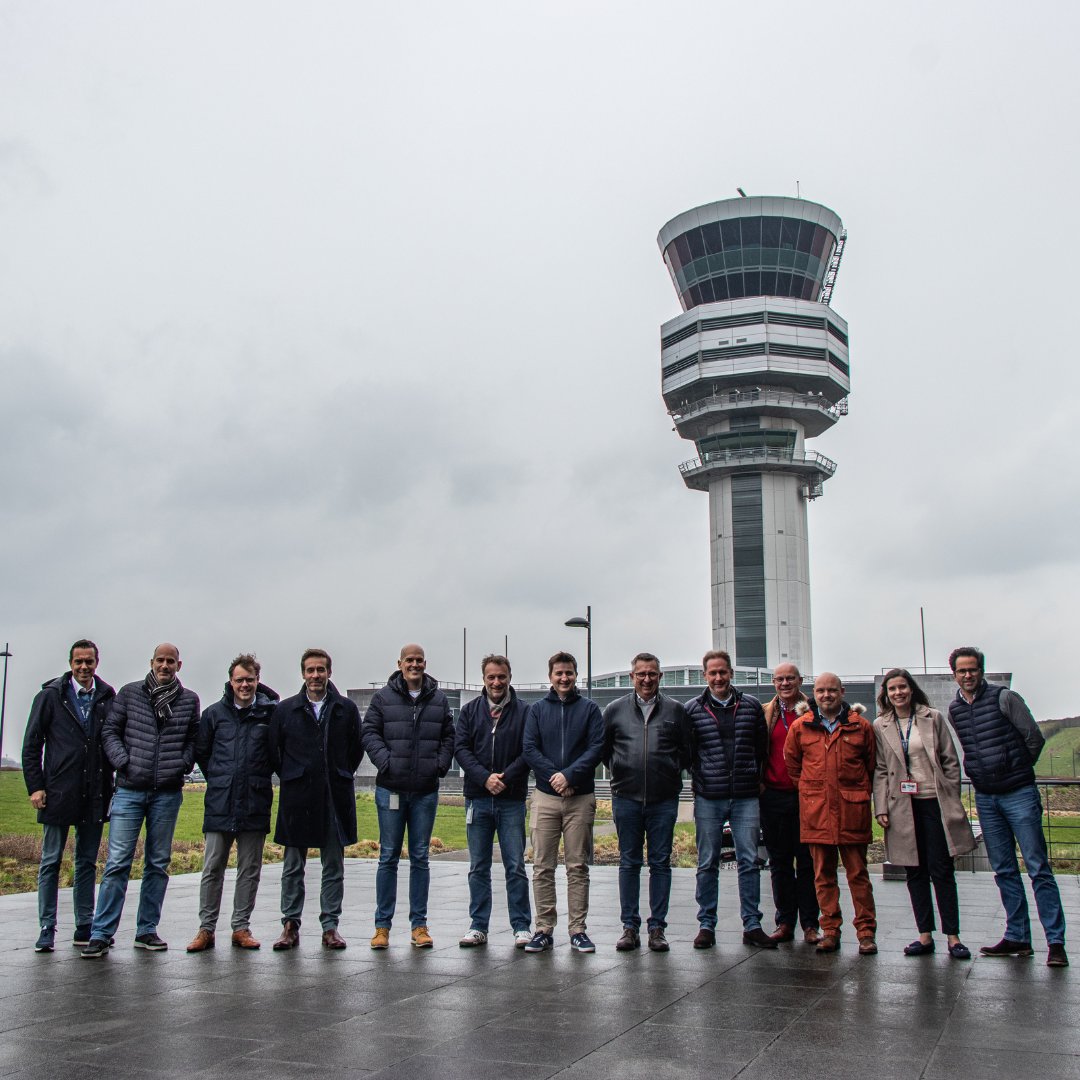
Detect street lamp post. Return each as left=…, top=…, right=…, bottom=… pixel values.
left=564, top=606, right=592, bottom=699
left=0, top=643, right=11, bottom=764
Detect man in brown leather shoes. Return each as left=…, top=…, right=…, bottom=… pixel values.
left=186, top=655, right=279, bottom=954
left=269, top=649, right=363, bottom=951
left=784, top=673, right=877, bottom=956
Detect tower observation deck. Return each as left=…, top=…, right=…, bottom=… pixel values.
left=657, top=196, right=850, bottom=673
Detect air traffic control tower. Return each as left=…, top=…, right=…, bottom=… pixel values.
left=657, top=196, right=849, bottom=674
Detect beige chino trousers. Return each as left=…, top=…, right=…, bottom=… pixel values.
left=530, top=789, right=596, bottom=935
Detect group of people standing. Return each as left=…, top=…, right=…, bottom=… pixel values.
left=21, top=639, right=1067, bottom=967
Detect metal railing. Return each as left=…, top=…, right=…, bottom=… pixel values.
left=957, top=778, right=1080, bottom=872
left=679, top=447, right=838, bottom=475
left=669, top=389, right=846, bottom=425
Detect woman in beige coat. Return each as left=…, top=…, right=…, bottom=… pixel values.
left=873, top=668, right=976, bottom=959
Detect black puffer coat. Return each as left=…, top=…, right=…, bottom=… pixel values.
left=361, top=671, right=454, bottom=794
left=22, top=673, right=116, bottom=826
left=102, top=678, right=200, bottom=791
left=196, top=683, right=280, bottom=834
left=686, top=687, right=767, bottom=800
left=271, top=682, right=363, bottom=848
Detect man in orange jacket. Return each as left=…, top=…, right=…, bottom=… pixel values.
left=784, top=672, right=877, bottom=955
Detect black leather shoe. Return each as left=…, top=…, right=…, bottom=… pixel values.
left=693, top=928, right=715, bottom=949
left=980, top=937, right=1033, bottom=957
left=743, top=927, right=779, bottom=949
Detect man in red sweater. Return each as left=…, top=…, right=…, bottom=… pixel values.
left=760, top=663, right=821, bottom=944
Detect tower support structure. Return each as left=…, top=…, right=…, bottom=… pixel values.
left=657, top=196, right=850, bottom=673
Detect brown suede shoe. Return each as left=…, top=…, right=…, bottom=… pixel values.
left=185, top=929, right=215, bottom=953
left=693, top=928, right=715, bottom=949
left=770, top=924, right=795, bottom=943
left=803, top=927, right=822, bottom=945
left=858, top=937, right=878, bottom=955
left=816, top=935, right=841, bottom=953
left=322, top=928, right=347, bottom=950
left=272, top=920, right=300, bottom=951
left=231, top=929, right=261, bottom=950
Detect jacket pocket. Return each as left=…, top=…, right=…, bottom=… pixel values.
left=799, top=781, right=830, bottom=834
left=839, top=787, right=871, bottom=837
left=279, top=763, right=305, bottom=783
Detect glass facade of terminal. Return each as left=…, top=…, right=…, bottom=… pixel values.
left=663, top=215, right=838, bottom=310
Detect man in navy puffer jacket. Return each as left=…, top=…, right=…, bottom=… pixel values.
left=82, top=643, right=200, bottom=958
left=362, top=644, right=454, bottom=950
left=522, top=651, right=604, bottom=954
left=186, top=653, right=279, bottom=953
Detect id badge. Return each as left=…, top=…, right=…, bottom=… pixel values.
left=466, top=804, right=474, bottom=825
left=388, top=792, right=400, bottom=811
left=900, top=780, right=919, bottom=795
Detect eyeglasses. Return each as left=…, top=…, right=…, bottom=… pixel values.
left=774, top=676, right=799, bottom=683
left=954, top=667, right=981, bottom=677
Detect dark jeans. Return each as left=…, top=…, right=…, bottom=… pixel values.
left=611, top=795, right=679, bottom=931
left=759, top=787, right=819, bottom=931
left=374, top=787, right=438, bottom=929
left=465, top=796, right=531, bottom=933
left=905, top=797, right=960, bottom=936
left=38, top=822, right=104, bottom=931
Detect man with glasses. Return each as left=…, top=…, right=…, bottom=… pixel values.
left=186, top=654, right=279, bottom=953
left=948, top=647, right=1067, bottom=967
left=760, top=663, right=821, bottom=944
left=602, top=653, right=690, bottom=952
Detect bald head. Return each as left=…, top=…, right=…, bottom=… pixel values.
left=151, top=642, right=181, bottom=685
left=813, top=672, right=844, bottom=719
left=772, top=662, right=802, bottom=705
left=398, top=643, right=427, bottom=691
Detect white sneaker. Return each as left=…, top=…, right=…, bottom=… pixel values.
left=459, top=929, right=488, bottom=948
left=514, top=930, right=533, bottom=949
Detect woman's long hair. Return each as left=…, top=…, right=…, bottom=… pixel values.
left=877, top=667, right=931, bottom=715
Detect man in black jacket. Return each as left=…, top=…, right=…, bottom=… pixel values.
left=454, top=654, right=532, bottom=948
left=186, top=654, right=279, bottom=953
left=602, top=652, right=690, bottom=953
left=22, top=639, right=116, bottom=952
left=686, top=649, right=773, bottom=951
left=82, top=643, right=200, bottom=958
left=270, top=648, right=363, bottom=951
left=362, top=643, right=454, bottom=950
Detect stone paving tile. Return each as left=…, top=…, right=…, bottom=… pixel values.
left=0, top=862, right=1075, bottom=1079
left=924, top=1045, right=1080, bottom=1079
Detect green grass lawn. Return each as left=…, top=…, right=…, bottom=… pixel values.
left=1037, top=727, right=1080, bottom=778
left=0, top=771, right=467, bottom=896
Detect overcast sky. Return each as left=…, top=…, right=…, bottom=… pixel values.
left=2, top=0, right=1078, bottom=756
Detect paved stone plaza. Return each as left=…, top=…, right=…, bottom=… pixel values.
left=0, top=861, right=1078, bottom=1079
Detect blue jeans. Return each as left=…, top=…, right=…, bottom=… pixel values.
left=38, top=822, right=104, bottom=930
left=612, top=795, right=679, bottom=931
left=465, top=797, right=531, bottom=933
left=976, top=784, right=1066, bottom=945
left=374, top=786, right=438, bottom=929
left=694, top=794, right=762, bottom=932
left=280, top=827, right=344, bottom=931
left=90, top=787, right=183, bottom=939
